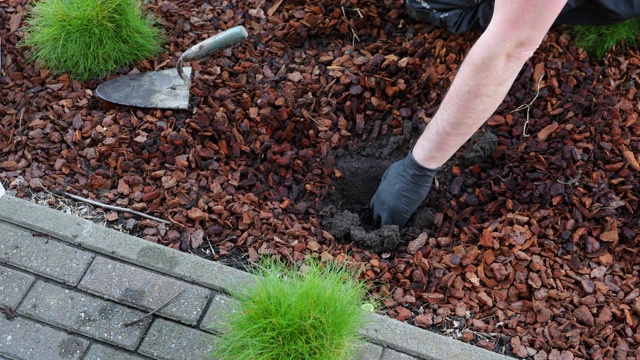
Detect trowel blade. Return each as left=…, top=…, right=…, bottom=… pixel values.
left=95, top=67, right=192, bottom=110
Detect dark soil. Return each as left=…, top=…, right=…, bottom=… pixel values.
left=320, top=123, right=497, bottom=254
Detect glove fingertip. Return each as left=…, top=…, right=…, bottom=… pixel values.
left=371, top=211, right=380, bottom=224
left=370, top=206, right=380, bottom=223
left=387, top=213, right=408, bottom=229
left=371, top=205, right=390, bottom=227
left=380, top=213, right=393, bottom=226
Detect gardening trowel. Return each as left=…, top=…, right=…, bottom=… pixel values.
left=95, top=26, right=248, bottom=110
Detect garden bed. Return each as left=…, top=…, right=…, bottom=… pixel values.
left=2, top=0, right=640, bottom=358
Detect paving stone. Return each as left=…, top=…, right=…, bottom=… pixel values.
left=78, top=257, right=210, bottom=325
left=381, top=348, right=420, bottom=360
left=361, top=313, right=511, bottom=360
left=0, top=266, right=35, bottom=308
left=139, top=318, right=214, bottom=360
left=0, top=196, right=513, bottom=360
left=83, top=343, right=146, bottom=360
left=19, top=281, right=150, bottom=350
left=0, top=222, right=94, bottom=285
left=353, top=342, right=384, bottom=360
left=0, top=196, right=88, bottom=244
left=0, top=316, right=89, bottom=360
left=0, top=196, right=257, bottom=295
left=200, top=293, right=238, bottom=333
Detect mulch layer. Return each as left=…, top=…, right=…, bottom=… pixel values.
left=3, top=1, right=640, bottom=359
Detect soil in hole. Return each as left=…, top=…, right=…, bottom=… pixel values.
left=319, top=156, right=402, bottom=253
left=319, top=121, right=498, bottom=253
left=319, top=122, right=413, bottom=253
left=325, top=154, right=390, bottom=227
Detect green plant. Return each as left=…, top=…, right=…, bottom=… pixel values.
left=571, top=18, right=640, bottom=59
left=21, top=0, right=164, bottom=80
left=211, top=259, right=372, bottom=360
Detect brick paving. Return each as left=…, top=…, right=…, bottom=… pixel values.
left=0, top=223, right=219, bottom=359
left=0, top=188, right=512, bottom=360
left=0, top=221, right=389, bottom=360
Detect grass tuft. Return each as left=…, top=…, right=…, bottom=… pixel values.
left=571, top=18, right=640, bottom=59
left=21, top=0, right=164, bottom=80
left=211, top=259, right=372, bottom=360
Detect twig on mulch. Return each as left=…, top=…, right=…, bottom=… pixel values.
left=341, top=6, right=363, bottom=45
left=123, top=289, right=184, bottom=327
left=61, top=192, right=182, bottom=227
left=206, top=235, right=216, bottom=257
left=557, top=169, right=582, bottom=186
left=511, top=74, right=544, bottom=137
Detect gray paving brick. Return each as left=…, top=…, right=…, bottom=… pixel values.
left=381, top=348, right=420, bottom=360
left=200, top=293, right=238, bottom=334
left=354, top=342, right=384, bottom=360
left=0, top=266, right=35, bottom=308
left=0, top=196, right=257, bottom=296
left=139, top=318, right=214, bottom=360
left=18, top=281, right=150, bottom=350
left=0, top=196, right=88, bottom=242
left=78, top=257, right=210, bottom=325
left=0, top=222, right=94, bottom=285
left=0, top=316, right=89, bottom=360
left=84, top=343, right=147, bottom=360
left=361, top=313, right=511, bottom=360
left=0, top=195, right=515, bottom=360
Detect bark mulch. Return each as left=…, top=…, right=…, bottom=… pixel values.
left=3, top=0, right=640, bottom=358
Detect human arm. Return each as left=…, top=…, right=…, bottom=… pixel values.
left=371, top=0, right=568, bottom=227
left=413, top=0, right=568, bottom=168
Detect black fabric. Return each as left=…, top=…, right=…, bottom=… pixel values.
left=558, top=1, right=640, bottom=26
left=405, top=0, right=640, bottom=34
left=405, top=0, right=494, bottom=33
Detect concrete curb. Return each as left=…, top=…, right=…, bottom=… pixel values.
left=0, top=195, right=512, bottom=360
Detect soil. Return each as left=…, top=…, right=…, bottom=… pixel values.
left=4, top=0, right=640, bottom=358
left=320, top=123, right=498, bottom=253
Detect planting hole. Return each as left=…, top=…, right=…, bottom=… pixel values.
left=319, top=126, right=499, bottom=253
left=327, top=154, right=390, bottom=227
left=320, top=141, right=408, bottom=253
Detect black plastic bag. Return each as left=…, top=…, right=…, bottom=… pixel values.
left=405, top=0, right=640, bottom=34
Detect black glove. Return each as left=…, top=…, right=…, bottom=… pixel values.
left=370, top=151, right=439, bottom=228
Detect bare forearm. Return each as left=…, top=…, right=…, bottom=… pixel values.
left=412, top=0, right=567, bottom=169
left=413, top=31, right=528, bottom=168
left=370, top=0, right=568, bottom=228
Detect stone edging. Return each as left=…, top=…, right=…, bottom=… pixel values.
left=0, top=194, right=512, bottom=360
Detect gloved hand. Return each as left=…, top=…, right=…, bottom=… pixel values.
left=370, top=151, right=439, bottom=228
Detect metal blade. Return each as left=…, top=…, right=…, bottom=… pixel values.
left=95, top=67, right=192, bottom=110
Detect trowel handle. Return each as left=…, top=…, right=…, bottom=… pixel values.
left=177, top=26, right=249, bottom=87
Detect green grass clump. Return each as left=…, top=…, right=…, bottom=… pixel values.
left=211, top=259, right=372, bottom=360
left=21, top=0, right=164, bottom=80
left=571, top=18, right=640, bottom=59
